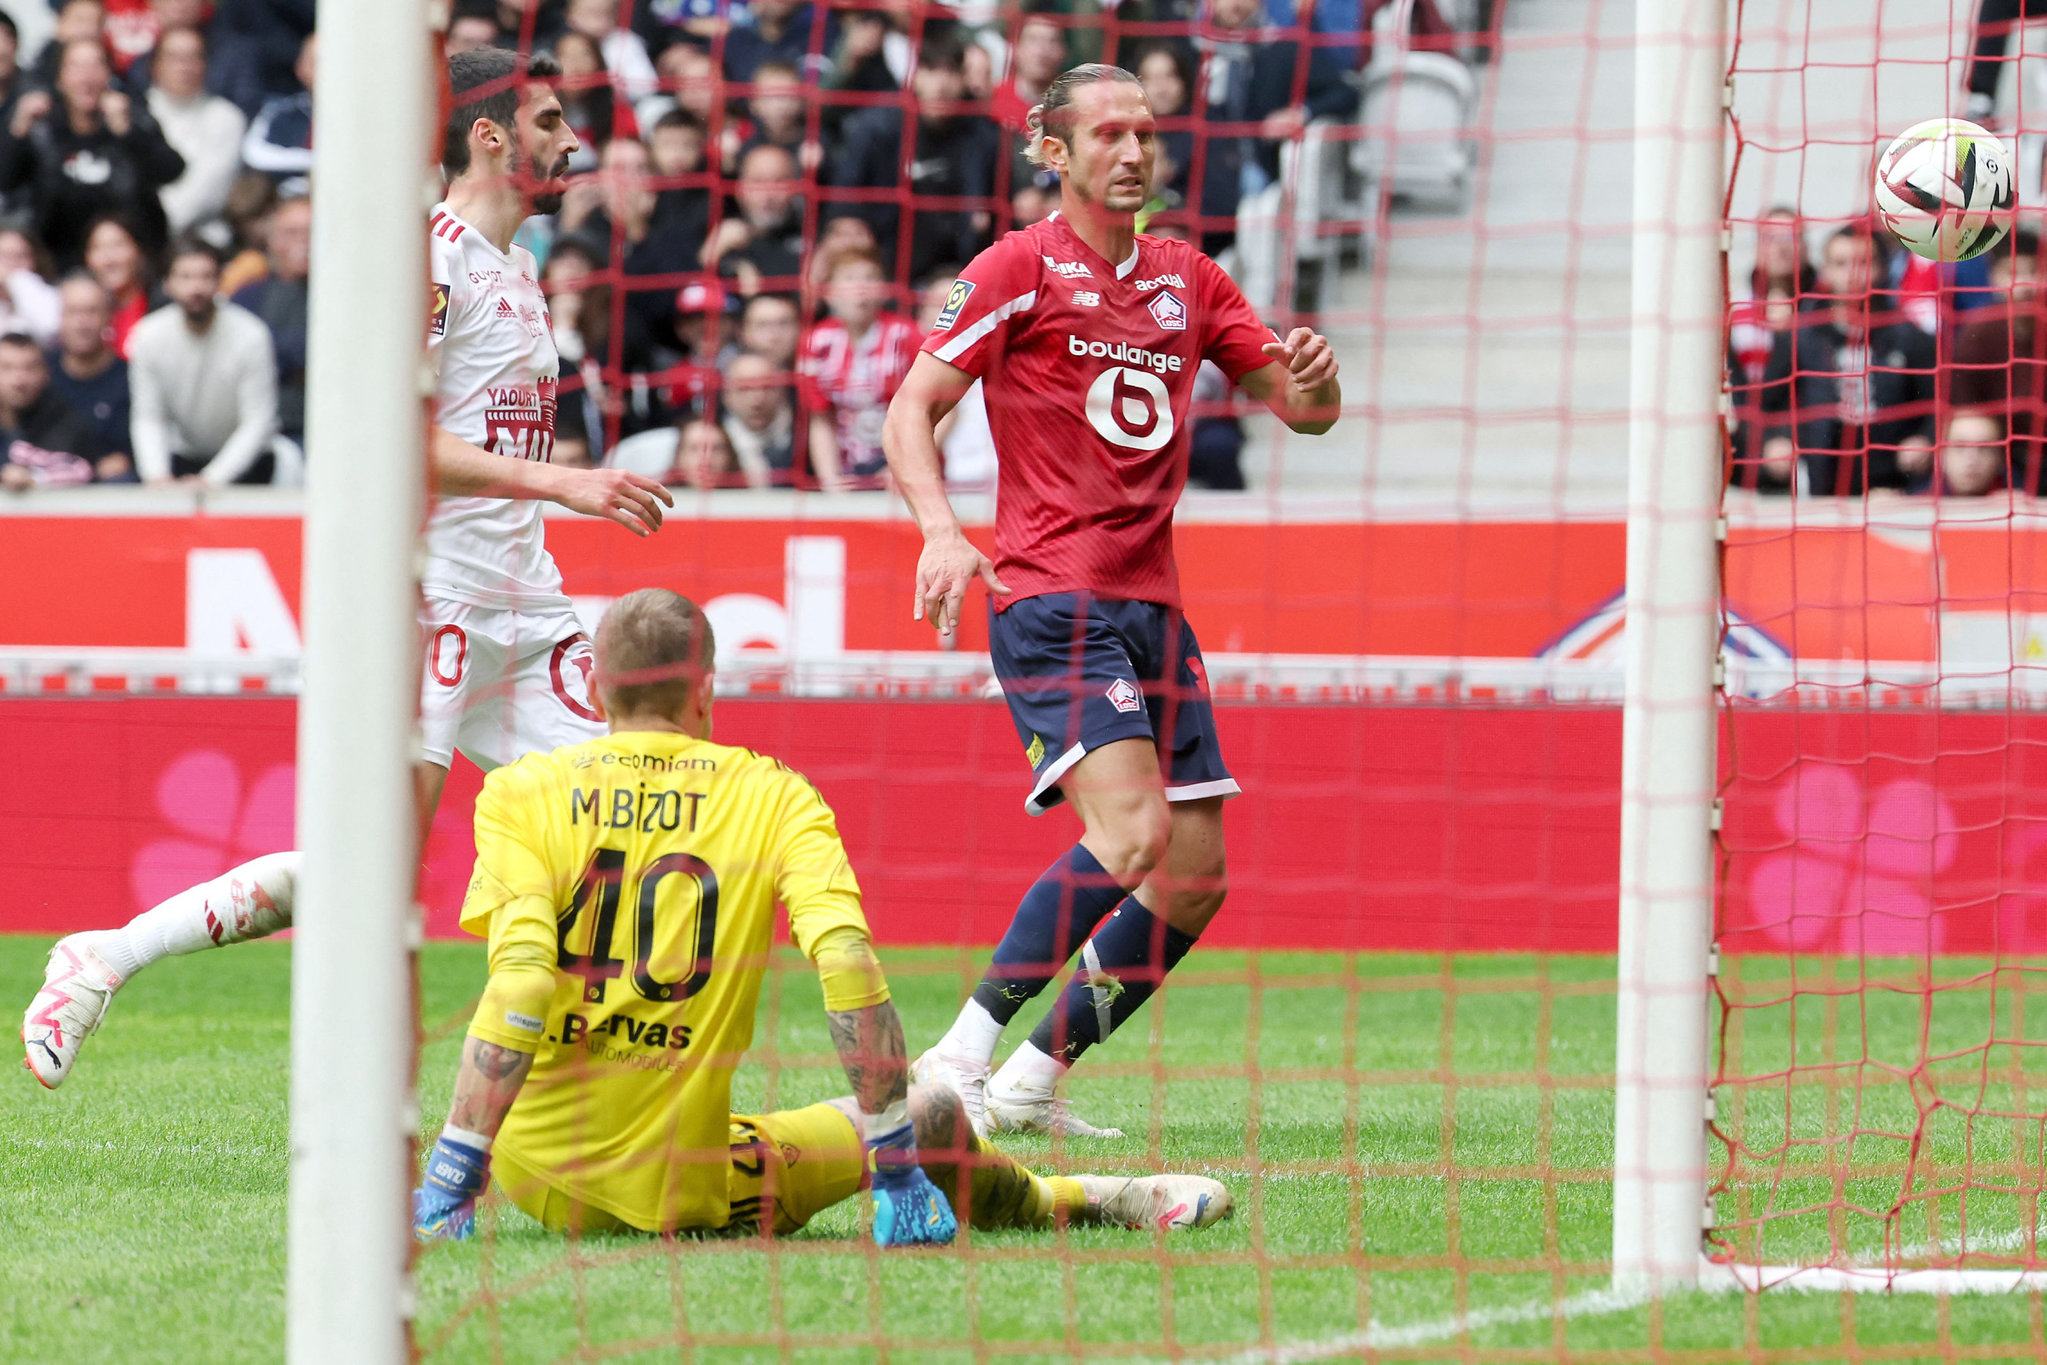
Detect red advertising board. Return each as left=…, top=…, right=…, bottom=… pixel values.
left=12, top=694, right=2047, bottom=956
left=0, top=696, right=1623, bottom=951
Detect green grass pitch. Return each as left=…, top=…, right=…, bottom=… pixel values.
left=4, top=934, right=2046, bottom=1363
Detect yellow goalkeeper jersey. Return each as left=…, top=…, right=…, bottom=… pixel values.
left=458, top=728, right=871, bottom=1232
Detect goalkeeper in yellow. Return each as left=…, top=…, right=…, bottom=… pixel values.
left=413, top=588, right=1230, bottom=1244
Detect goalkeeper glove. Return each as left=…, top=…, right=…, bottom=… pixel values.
left=865, top=1103, right=957, bottom=1247
left=414, top=1129, right=490, bottom=1243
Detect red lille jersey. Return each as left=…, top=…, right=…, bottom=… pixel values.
left=800, top=313, right=920, bottom=477
left=920, top=214, right=1276, bottom=611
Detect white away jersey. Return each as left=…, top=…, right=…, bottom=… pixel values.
left=425, top=204, right=568, bottom=611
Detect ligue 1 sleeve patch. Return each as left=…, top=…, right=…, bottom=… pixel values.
left=430, top=281, right=450, bottom=336
left=933, top=278, right=974, bottom=331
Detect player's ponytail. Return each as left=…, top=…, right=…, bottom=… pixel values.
left=1025, top=63, right=1145, bottom=169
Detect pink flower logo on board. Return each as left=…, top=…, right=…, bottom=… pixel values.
left=131, top=751, right=295, bottom=913
left=1744, top=765, right=1958, bottom=955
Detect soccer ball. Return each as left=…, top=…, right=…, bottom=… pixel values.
left=1874, top=117, right=2015, bottom=263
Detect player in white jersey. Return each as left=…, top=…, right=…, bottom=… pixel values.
left=21, top=47, right=675, bottom=1089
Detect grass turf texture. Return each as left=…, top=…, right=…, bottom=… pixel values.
left=5, top=935, right=2047, bottom=1363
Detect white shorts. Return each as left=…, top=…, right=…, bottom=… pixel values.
left=417, top=597, right=605, bottom=772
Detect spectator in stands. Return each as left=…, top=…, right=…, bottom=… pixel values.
left=1135, top=43, right=1195, bottom=208
left=804, top=213, right=878, bottom=301
left=1728, top=207, right=1816, bottom=490
left=1948, top=227, right=2045, bottom=491
left=1758, top=224, right=1938, bottom=496
left=672, top=414, right=742, bottom=489
left=800, top=248, right=916, bottom=481
left=0, top=229, right=59, bottom=345
left=542, top=238, right=610, bottom=465
left=662, top=277, right=729, bottom=417
left=963, top=39, right=994, bottom=101
left=1195, top=0, right=1360, bottom=254
left=728, top=58, right=815, bottom=175
left=722, top=0, right=831, bottom=84
left=149, top=25, right=247, bottom=236
left=231, top=194, right=307, bottom=446
left=1884, top=222, right=1993, bottom=334
left=121, top=0, right=209, bottom=91
left=129, top=236, right=278, bottom=485
left=991, top=17, right=1067, bottom=132
left=1964, top=0, right=2047, bottom=123
left=1939, top=411, right=2009, bottom=496
left=217, top=171, right=278, bottom=293
left=561, top=135, right=694, bottom=373
left=205, top=0, right=315, bottom=116
left=566, top=0, right=659, bottom=103
left=0, top=14, right=28, bottom=191
left=820, top=10, right=906, bottom=138
left=47, top=271, right=131, bottom=477
left=914, top=266, right=994, bottom=487
left=0, top=331, right=107, bottom=489
left=104, top=0, right=161, bottom=78
left=2, top=40, right=185, bottom=268
left=732, top=289, right=801, bottom=370
left=242, top=33, right=315, bottom=197
left=717, top=350, right=839, bottom=487
left=445, top=4, right=506, bottom=56
left=826, top=32, right=999, bottom=280
left=637, top=39, right=718, bottom=131
left=704, top=142, right=806, bottom=290
left=30, top=0, right=106, bottom=92
left=649, top=108, right=712, bottom=249
left=83, top=214, right=151, bottom=356
left=553, top=30, right=632, bottom=173
left=633, top=0, right=727, bottom=54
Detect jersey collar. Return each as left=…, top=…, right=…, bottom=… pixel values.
left=431, top=202, right=515, bottom=264
left=1046, top=211, right=1141, bottom=281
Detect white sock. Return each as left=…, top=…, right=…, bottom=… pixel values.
left=991, top=1040, right=1066, bottom=1095
left=935, top=997, right=1005, bottom=1068
left=89, top=851, right=300, bottom=981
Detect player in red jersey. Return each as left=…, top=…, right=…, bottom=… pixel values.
left=883, top=64, right=1341, bottom=1136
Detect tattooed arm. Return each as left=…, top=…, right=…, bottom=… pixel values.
left=446, top=1036, right=537, bottom=1139
left=825, top=999, right=910, bottom=1120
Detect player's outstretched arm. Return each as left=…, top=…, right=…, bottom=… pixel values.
left=882, top=353, right=1008, bottom=637
left=814, top=927, right=958, bottom=1247
left=429, top=424, right=674, bottom=536
left=1239, top=327, right=1343, bottom=436
left=414, top=1034, right=535, bottom=1242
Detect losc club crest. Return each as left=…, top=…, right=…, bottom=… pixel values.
left=1147, top=288, right=1187, bottom=331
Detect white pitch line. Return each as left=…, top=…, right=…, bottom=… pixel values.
left=1187, top=1283, right=1648, bottom=1365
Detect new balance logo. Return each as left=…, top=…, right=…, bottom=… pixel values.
left=1072, top=290, right=1102, bottom=307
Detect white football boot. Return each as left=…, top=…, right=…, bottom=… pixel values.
left=985, top=1068, right=1126, bottom=1139
left=1077, top=1174, right=1233, bottom=1231
left=22, top=936, right=123, bottom=1089
left=911, top=1049, right=993, bottom=1138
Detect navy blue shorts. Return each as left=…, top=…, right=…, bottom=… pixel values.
left=987, top=592, right=1239, bottom=815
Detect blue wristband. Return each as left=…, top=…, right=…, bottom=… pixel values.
left=423, top=1134, right=490, bottom=1199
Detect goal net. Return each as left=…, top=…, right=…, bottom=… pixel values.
left=1709, top=0, right=2047, bottom=1293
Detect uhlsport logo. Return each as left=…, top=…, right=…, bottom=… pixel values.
left=1147, top=289, right=1188, bottom=331
left=933, top=278, right=974, bottom=330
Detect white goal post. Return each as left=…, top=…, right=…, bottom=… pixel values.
left=286, top=1, right=431, bottom=1361
left=1610, top=0, right=1724, bottom=1296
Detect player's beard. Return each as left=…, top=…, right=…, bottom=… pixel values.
left=529, top=150, right=570, bottom=216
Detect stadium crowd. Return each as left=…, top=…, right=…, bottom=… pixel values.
left=0, top=0, right=1422, bottom=495
left=1727, top=212, right=2047, bottom=500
